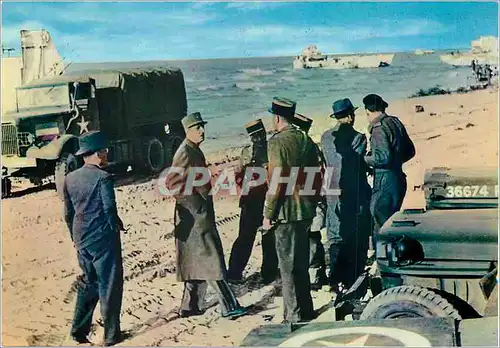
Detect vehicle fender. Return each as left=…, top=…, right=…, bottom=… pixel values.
left=26, top=135, right=79, bottom=160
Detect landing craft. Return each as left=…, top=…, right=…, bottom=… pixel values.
left=293, top=45, right=394, bottom=69
left=440, top=36, right=499, bottom=66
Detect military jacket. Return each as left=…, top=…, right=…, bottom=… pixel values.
left=235, top=142, right=268, bottom=206
left=264, top=125, right=321, bottom=222
left=365, top=113, right=416, bottom=172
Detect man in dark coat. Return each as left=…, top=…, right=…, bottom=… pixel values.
left=165, top=112, right=248, bottom=319
left=227, top=119, right=279, bottom=284
left=362, top=94, right=416, bottom=244
left=263, top=97, right=321, bottom=323
left=292, top=113, right=328, bottom=291
left=63, top=131, right=125, bottom=346
left=320, top=99, right=372, bottom=292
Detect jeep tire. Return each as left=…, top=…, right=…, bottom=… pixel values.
left=55, top=152, right=79, bottom=200
left=360, top=285, right=462, bottom=320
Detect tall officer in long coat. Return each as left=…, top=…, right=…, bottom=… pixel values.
left=292, top=113, right=328, bottom=291
left=63, top=131, right=125, bottom=346
left=166, top=112, right=248, bottom=319
left=320, top=99, right=372, bottom=292
left=227, top=119, right=279, bottom=284
left=263, top=97, right=321, bottom=323
left=362, top=94, right=415, bottom=243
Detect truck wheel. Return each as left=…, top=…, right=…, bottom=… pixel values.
left=55, top=152, right=79, bottom=200
left=163, top=134, right=183, bottom=166
left=360, top=285, right=462, bottom=320
left=143, top=137, right=165, bottom=174
left=2, top=177, right=12, bottom=199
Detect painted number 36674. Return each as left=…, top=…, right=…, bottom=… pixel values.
left=445, top=185, right=499, bottom=198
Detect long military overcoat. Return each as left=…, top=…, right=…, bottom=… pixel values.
left=167, top=139, right=227, bottom=281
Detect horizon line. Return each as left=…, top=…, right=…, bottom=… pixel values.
left=1, top=46, right=471, bottom=64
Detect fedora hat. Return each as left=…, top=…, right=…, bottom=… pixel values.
left=245, top=119, right=266, bottom=136
left=330, top=98, right=358, bottom=119
left=293, top=113, right=313, bottom=133
left=268, top=97, right=296, bottom=119
left=362, top=94, right=389, bottom=110
left=182, top=112, right=207, bottom=129
left=75, top=130, right=109, bottom=156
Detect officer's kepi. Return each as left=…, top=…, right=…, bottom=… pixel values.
left=268, top=97, right=297, bottom=119
left=182, top=112, right=207, bottom=129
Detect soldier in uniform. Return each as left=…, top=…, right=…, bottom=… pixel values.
left=63, top=131, right=126, bottom=346
left=292, top=113, right=328, bottom=291
left=227, top=119, right=279, bottom=284
left=165, top=112, right=248, bottom=319
left=263, top=97, right=321, bottom=323
left=362, top=94, right=415, bottom=243
left=320, top=99, right=372, bottom=292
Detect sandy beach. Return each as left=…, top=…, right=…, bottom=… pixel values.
left=1, top=87, right=498, bottom=346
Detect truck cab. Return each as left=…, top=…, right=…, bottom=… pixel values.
left=2, top=75, right=98, bottom=197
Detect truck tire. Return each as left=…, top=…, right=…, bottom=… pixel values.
left=142, top=137, right=165, bottom=174
left=55, top=152, right=79, bottom=200
left=163, top=134, right=183, bottom=166
left=360, top=285, right=462, bottom=320
left=2, top=177, right=12, bottom=199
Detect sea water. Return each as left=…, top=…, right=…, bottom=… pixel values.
left=69, top=52, right=474, bottom=153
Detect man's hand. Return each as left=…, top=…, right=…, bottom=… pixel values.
left=262, top=217, right=273, bottom=231
left=117, top=218, right=129, bottom=233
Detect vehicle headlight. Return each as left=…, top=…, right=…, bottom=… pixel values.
left=388, top=236, right=425, bottom=266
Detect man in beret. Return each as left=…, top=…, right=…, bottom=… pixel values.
left=166, top=112, right=248, bottom=320
left=292, top=113, right=329, bottom=291
left=362, top=94, right=415, bottom=244
left=227, top=119, right=279, bottom=285
left=320, top=99, right=372, bottom=293
left=264, top=97, right=321, bottom=323
left=63, top=131, right=126, bottom=346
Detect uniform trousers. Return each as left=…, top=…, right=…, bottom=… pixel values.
left=71, top=236, right=123, bottom=344
left=370, top=171, right=407, bottom=244
left=228, top=200, right=279, bottom=282
left=274, top=220, right=316, bottom=322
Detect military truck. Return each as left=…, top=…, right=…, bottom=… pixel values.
left=2, top=67, right=187, bottom=198
left=335, top=166, right=498, bottom=321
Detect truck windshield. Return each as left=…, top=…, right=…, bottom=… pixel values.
left=17, top=84, right=69, bottom=110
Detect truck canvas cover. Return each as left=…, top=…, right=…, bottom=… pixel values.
left=5, top=75, right=95, bottom=123
left=72, top=66, right=187, bottom=136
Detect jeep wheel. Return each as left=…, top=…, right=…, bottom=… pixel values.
left=360, top=285, right=462, bottom=320
left=55, top=152, right=79, bottom=200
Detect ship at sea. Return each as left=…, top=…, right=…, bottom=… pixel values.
left=293, top=45, right=395, bottom=70
left=440, top=36, right=499, bottom=66
left=414, top=49, right=435, bottom=55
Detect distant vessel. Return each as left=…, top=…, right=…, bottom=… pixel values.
left=440, top=36, right=499, bottom=66
left=414, top=49, right=435, bottom=55
left=293, top=45, right=394, bottom=69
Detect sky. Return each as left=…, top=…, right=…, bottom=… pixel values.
left=1, top=1, right=498, bottom=62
